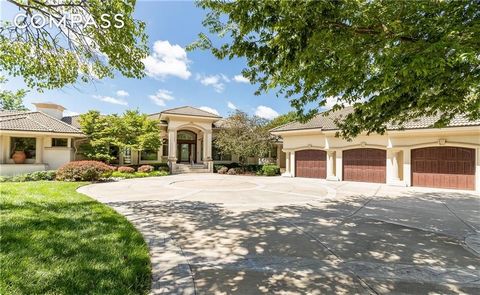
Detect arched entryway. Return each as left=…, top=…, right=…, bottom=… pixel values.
left=176, top=130, right=197, bottom=163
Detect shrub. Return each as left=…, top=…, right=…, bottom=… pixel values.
left=29, top=170, right=57, bottom=181
left=262, top=164, right=280, bottom=176
left=111, top=170, right=168, bottom=179
left=118, top=166, right=135, bottom=173
left=137, top=165, right=154, bottom=173
left=218, top=166, right=228, bottom=174
left=227, top=168, right=237, bottom=175
left=56, top=161, right=114, bottom=181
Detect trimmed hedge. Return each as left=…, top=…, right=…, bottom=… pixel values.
left=214, top=163, right=264, bottom=173
left=137, top=165, right=154, bottom=173
left=118, top=166, right=135, bottom=173
left=261, top=164, right=280, bottom=176
left=56, top=161, right=114, bottom=181
left=0, top=170, right=57, bottom=182
left=111, top=171, right=168, bottom=179
left=121, top=162, right=169, bottom=172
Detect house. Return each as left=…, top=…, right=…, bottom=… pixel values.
left=0, top=103, right=280, bottom=176
left=271, top=107, right=480, bottom=191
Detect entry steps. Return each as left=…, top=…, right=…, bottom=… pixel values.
left=172, top=163, right=211, bottom=174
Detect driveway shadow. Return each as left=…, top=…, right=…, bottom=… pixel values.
left=106, top=190, right=480, bottom=294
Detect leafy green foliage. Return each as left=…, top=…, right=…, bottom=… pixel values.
left=193, top=0, right=480, bottom=138
left=261, top=164, right=280, bottom=176
left=111, top=170, right=168, bottom=179
left=0, top=76, right=28, bottom=111
left=214, top=111, right=272, bottom=166
left=265, top=111, right=298, bottom=130
left=0, top=170, right=57, bottom=182
left=79, top=110, right=162, bottom=163
left=0, top=182, right=151, bottom=294
left=0, top=0, right=148, bottom=90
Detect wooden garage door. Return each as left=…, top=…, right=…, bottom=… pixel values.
left=343, top=148, right=386, bottom=183
left=412, top=147, right=475, bottom=190
left=295, top=150, right=326, bottom=178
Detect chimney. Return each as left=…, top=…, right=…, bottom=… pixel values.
left=33, top=102, right=66, bottom=120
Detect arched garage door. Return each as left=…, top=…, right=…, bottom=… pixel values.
left=295, top=150, right=326, bottom=178
left=343, top=148, right=386, bottom=183
left=412, top=147, right=475, bottom=190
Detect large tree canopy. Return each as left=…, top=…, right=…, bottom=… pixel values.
left=0, top=76, right=28, bottom=110
left=215, top=111, right=272, bottom=166
left=1, top=0, right=148, bottom=90
left=192, top=0, right=480, bottom=138
left=79, top=110, right=161, bottom=163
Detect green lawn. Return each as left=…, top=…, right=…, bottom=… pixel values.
left=0, top=182, right=151, bottom=294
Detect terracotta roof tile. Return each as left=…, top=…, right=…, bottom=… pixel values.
left=0, top=111, right=83, bottom=134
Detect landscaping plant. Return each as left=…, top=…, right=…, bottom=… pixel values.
left=56, top=161, right=114, bottom=181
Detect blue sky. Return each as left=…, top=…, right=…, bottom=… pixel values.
left=1, top=0, right=294, bottom=119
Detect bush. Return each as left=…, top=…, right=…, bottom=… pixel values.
left=0, top=170, right=57, bottom=182
left=227, top=168, right=237, bottom=175
left=118, top=166, right=135, bottom=173
left=111, top=170, right=168, bottom=179
left=217, top=166, right=228, bottom=174
left=56, top=161, right=114, bottom=181
left=261, top=164, right=280, bottom=176
left=137, top=165, right=154, bottom=173
left=29, top=170, right=57, bottom=181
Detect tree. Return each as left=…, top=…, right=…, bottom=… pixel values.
left=192, top=0, right=480, bottom=139
left=215, top=111, right=272, bottom=167
left=0, top=76, right=28, bottom=110
left=78, top=110, right=161, bottom=163
left=265, top=111, right=298, bottom=130
left=1, top=0, right=148, bottom=90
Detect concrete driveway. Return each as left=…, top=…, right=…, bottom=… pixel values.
left=79, top=174, right=480, bottom=294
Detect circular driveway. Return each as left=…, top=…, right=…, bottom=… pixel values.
left=79, top=174, right=480, bottom=294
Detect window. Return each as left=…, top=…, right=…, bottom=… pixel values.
left=123, top=148, right=132, bottom=164
left=212, top=142, right=232, bottom=161
left=162, top=139, right=168, bottom=156
left=141, top=149, right=158, bottom=161
left=177, top=130, right=196, bottom=141
left=10, top=137, right=36, bottom=159
left=52, top=138, right=68, bottom=147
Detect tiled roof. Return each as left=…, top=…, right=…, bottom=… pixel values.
left=0, top=110, right=83, bottom=134
left=271, top=107, right=480, bottom=132
left=160, top=106, right=221, bottom=118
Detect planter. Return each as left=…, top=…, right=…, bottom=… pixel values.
left=12, top=151, right=26, bottom=164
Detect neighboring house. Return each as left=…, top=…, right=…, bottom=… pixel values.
left=271, top=107, right=480, bottom=191
left=0, top=103, right=84, bottom=176
left=0, top=103, right=281, bottom=176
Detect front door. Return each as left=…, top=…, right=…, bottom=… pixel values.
left=177, top=143, right=196, bottom=163
left=179, top=143, right=190, bottom=162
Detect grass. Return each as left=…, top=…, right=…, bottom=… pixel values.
left=0, top=182, right=151, bottom=294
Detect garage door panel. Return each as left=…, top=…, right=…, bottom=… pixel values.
left=295, top=150, right=326, bottom=179
left=412, top=147, right=475, bottom=190
left=343, top=148, right=386, bottom=183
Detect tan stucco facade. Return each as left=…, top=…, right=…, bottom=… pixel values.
left=273, top=126, right=480, bottom=192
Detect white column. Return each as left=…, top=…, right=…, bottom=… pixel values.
left=336, top=150, right=343, bottom=181
left=0, top=136, right=6, bottom=164
left=202, top=132, right=208, bottom=163
left=326, top=150, right=338, bottom=181
left=283, top=152, right=290, bottom=176
left=205, top=131, right=212, bottom=161
left=35, top=137, right=43, bottom=164
left=168, top=129, right=177, bottom=161
left=290, top=152, right=296, bottom=177
left=403, top=148, right=411, bottom=187
left=476, top=148, right=480, bottom=192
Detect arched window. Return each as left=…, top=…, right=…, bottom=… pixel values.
left=177, top=130, right=196, bottom=141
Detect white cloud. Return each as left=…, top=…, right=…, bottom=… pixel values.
left=233, top=74, right=250, bottom=83
left=199, top=106, right=220, bottom=116
left=196, top=74, right=231, bottom=93
left=149, top=89, right=175, bottom=107
left=116, top=90, right=129, bottom=97
left=255, top=105, right=279, bottom=120
left=227, top=101, right=237, bottom=110
left=142, top=40, right=191, bottom=80
left=93, top=95, right=128, bottom=106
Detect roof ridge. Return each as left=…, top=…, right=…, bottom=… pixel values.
left=0, top=115, right=28, bottom=122
left=34, top=111, right=82, bottom=132
left=25, top=116, right=52, bottom=131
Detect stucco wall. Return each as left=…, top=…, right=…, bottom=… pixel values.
left=278, top=127, right=480, bottom=191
